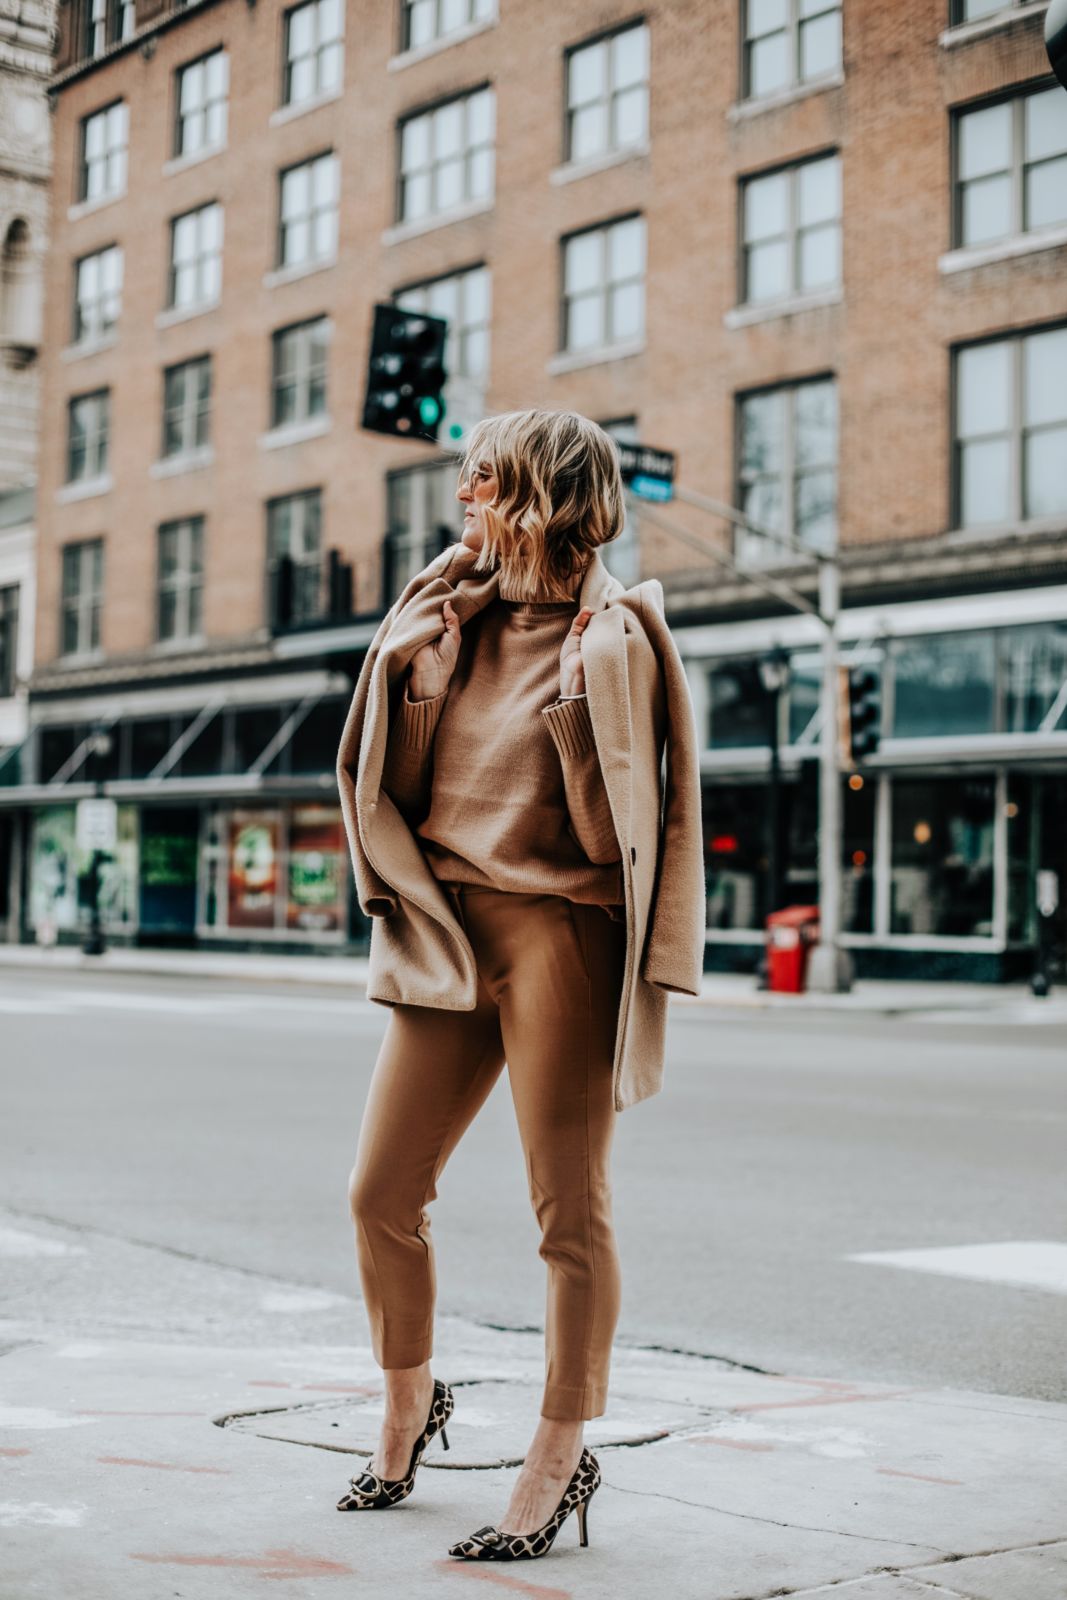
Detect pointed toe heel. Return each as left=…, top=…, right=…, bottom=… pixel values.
left=336, top=1378, right=454, bottom=1511
left=447, top=1444, right=600, bottom=1560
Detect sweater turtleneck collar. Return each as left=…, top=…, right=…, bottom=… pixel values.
left=496, top=564, right=586, bottom=609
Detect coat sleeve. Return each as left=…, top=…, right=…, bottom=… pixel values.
left=380, top=682, right=448, bottom=826
left=637, top=590, right=707, bottom=995
left=540, top=696, right=621, bottom=865
left=335, top=545, right=458, bottom=919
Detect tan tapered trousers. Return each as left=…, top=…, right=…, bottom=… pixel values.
left=347, top=883, right=627, bottom=1421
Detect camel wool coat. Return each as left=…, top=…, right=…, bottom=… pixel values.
left=335, top=539, right=707, bottom=1112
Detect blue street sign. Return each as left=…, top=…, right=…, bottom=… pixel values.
left=629, top=472, right=674, bottom=503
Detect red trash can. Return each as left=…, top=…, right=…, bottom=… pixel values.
left=765, top=905, right=821, bottom=993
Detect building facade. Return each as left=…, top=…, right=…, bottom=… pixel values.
left=0, top=0, right=1064, bottom=975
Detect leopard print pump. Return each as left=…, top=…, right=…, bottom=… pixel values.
left=447, top=1445, right=601, bottom=1560
left=335, top=1378, right=454, bottom=1511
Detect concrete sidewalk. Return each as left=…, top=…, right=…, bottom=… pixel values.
left=1, top=1210, right=1065, bottom=1600
left=2, top=939, right=1067, bottom=1020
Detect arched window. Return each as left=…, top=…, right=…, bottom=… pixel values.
left=1, top=219, right=41, bottom=350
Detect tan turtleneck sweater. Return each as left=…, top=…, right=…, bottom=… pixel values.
left=380, top=587, right=624, bottom=908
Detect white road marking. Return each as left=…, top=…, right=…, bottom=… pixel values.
left=847, top=1240, right=1067, bottom=1295
left=0, top=1229, right=85, bottom=1259
left=0, top=1502, right=87, bottom=1528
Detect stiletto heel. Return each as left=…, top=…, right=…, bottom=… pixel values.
left=336, top=1378, right=454, bottom=1511
left=447, top=1445, right=601, bottom=1560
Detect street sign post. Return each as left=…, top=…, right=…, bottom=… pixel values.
left=76, top=796, right=118, bottom=854
left=616, top=443, right=676, bottom=503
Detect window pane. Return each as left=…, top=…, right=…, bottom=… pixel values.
left=571, top=102, right=608, bottom=160
left=403, top=171, right=431, bottom=219
left=612, top=25, right=648, bottom=89
left=1023, top=328, right=1067, bottom=426
left=796, top=468, right=836, bottom=551
left=962, top=172, right=1013, bottom=244
left=1026, top=156, right=1067, bottom=230
left=436, top=156, right=464, bottom=210
left=568, top=41, right=606, bottom=105
left=608, top=215, right=644, bottom=278
left=892, top=632, right=996, bottom=738
left=708, top=661, right=767, bottom=748
left=435, top=100, right=463, bottom=157
left=1003, top=623, right=1067, bottom=733
left=1025, top=426, right=1067, bottom=518
left=610, top=280, right=643, bottom=341
left=957, top=340, right=1011, bottom=436
left=748, top=0, right=788, bottom=35
left=564, top=230, right=601, bottom=293
left=1025, top=88, right=1067, bottom=163
left=744, top=171, right=788, bottom=240
left=614, top=86, right=647, bottom=146
left=567, top=292, right=603, bottom=350
left=468, top=145, right=493, bottom=199
left=741, top=390, right=784, bottom=473
left=747, top=238, right=790, bottom=299
left=748, top=32, right=789, bottom=97
left=794, top=380, right=837, bottom=465
left=799, top=9, right=840, bottom=77
left=958, top=102, right=1011, bottom=181
left=890, top=776, right=995, bottom=938
left=960, top=438, right=1012, bottom=525
left=799, top=222, right=839, bottom=288
left=467, top=88, right=494, bottom=145
left=401, top=114, right=430, bottom=171
left=704, top=782, right=769, bottom=931
left=798, top=156, right=840, bottom=225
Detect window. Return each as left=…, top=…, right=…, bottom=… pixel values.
left=955, top=325, right=1067, bottom=527
left=742, top=0, right=841, bottom=101
left=599, top=416, right=641, bottom=584
left=283, top=0, right=344, bottom=106
left=78, top=101, right=128, bottom=203
left=395, top=264, right=490, bottom=383
left=562, top=214, right=645, bottom=352
left=157, top=517, right=204, bottom=642
left=1002, top=622, right=1067, bottom=733
left=741, top=152, right=840, bottom=303
left=73, top=244, right=122, bottom=342
left=736, top=378, right=837, bottom=563
left=60, top=539, right=104, bottom=657
left=66, top=389, right=110, bottom=482
left=890, top=776, right=995, bottom=939
left=271, top=317, right=329, bottom=427
left=175, top=49, right=229, bottom=158
left=565, top=22, right=649, bottom=165
left=168, top=202, right=223, bottom=310
left=267, top=490, right=322, bottom=624
left=162, top=355, right=212, bottom=457
left=384, top=465, right=461, bottom=602
left=401, top=0, right=493, bottom=52
left=83, top=0, right=133, bottom=59
left=951, top=0, right=1028, bottom=22
left=278, top=152, right=338, bottom=268
left=890, top=632, right=996, bottom=739
left=398, top=87, right=494, bottom=224
left=954, top=87, right=1067, bottom=248
left=0, top=585, right=18, bottom=698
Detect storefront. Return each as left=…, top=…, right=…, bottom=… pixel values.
left=682, top=585, right=1067, bottom=982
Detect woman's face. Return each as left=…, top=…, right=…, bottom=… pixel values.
left=456, top=460, right=497, bottom=551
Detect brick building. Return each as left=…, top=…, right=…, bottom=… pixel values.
left=0, top=0, right=1065, bottom=974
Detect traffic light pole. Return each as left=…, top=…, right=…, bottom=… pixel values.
left=624, top=490, right=853, bottom=994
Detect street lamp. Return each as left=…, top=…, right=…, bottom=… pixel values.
left=82, top=725, right=114, bottom=958
left=758, top=646, right=791, bottom=923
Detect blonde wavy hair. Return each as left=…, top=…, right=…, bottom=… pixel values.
left=457, top=409, right=625, bottom=603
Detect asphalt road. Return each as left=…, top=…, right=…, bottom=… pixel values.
left=2, top=967, right=1064, bottom=1402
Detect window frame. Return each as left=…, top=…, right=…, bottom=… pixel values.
left=395, top=84, right=495, bottom=225
left=0, top=583, right=19, bottom=699
left=738, top=149, right=842, bottom=306
left=733, top=372, right=839, bottom=564
left=78, top=99, right=128, bottom=204
left=66, top=388, right=110, bottom=483
left=173, top=47, right=230, bottom=160
left=951, top=320, right=1067, bottom=531
left=157, top=515, right=205, bottom=643
left=740, top=0, right=843, bottom=103
left=951, top=79, right=1067, bottom=249
left=392, top=261, right=491, bottom=385
left=166, top=200, right=224, bottom=311
left=161, top=354, right=213, bottom=459
left=59, top=538, right=104, bottom=659
left=281, top=0, right=345, bottom=108
left=72, top=243, right=123, bottom=343
left=270, top=315, right=330, bottom=428
left=276, top=150, right=339, bottom=269
left=562, top=17, right=650, bottom=167
left=559, top=211, right=646, bottom=355
left=265, top=488, right=324, bottom=625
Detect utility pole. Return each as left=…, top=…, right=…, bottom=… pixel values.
left=626, top=488, right=853, bottom=994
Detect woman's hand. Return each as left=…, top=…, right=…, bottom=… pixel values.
left=559, top=607, right=594, bottom=698
left=408, top=600, right=462, bottom=702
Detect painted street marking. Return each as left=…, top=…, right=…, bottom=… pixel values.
left=0, top=1228, right=86, bottom=1259
left=848, top=1241, right=1067, bottom=1296
left=129, top=1547, right=355, bottom=1578
left=876, top=1466, right=963, bottom=1486
left=97, top=1457, right=230, bottom=1475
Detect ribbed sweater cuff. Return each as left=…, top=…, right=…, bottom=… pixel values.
left=540, top=695, right=596, bottom=759
left=395, top=685, right=447, bottom=751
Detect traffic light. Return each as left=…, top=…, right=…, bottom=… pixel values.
left=361, top=304, right=448, bottom=442
left=847, top=666, right=882, bottom=764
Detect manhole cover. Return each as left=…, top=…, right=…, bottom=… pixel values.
left=217, top=1379, right=709, bottom=1466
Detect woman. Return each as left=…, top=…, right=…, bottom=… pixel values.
left=334, top=408, right=706, bottom=1561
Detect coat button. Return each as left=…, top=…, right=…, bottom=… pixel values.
left=630, top=846, right=636, bottom=864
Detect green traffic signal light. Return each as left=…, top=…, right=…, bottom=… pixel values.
left=418, top=395, right=442, bottom=426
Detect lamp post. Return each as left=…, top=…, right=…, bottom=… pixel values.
left=81, top=726, right=114, bottom=958
left=755, top=647, right=791, bottom=990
